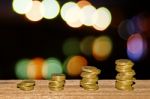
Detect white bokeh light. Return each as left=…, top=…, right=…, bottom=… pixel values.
left=60, top=2, right=77, bottom=22
left=80, top=5, right=96, bottom=26
left=92, top=7, right=112, bottom=31
left=12, top=0, right=32, bottom=14
left=25, top=1, right=43, bottom=22
left=41, top=0, right=60, bottom=19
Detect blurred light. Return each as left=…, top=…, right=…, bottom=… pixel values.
left=134, top=15, right=150, bottom=33
left=127, top=33, right=147, bottom=61
left=65, top=3, right=81, bottom=23
left=77, top=0, right=91, bottom=8
left=15, top=59, right=29, bottom=79
left=62, top=38, right=81, bottom=56
left=63, top=56, right=88, bottom=77
left=80, top=36, right=95, bottom=56
left=92, top=36, right=112, bottom=61
left=92, top=7, right=112, bottom=31
left=79, top=5, right=96, bottom=26
left=42, top=58, right=62, bottom=79
left=12, top=0, right=32, bottom=14
left=27, top=58, right=44, bottom=79
left=25, top=1, right=43, bottom=22
left=60, top=2, right=77, bottom=22
left=66, top=20, right=82, bottom=28
left=41, top=0, right=60, bottom=19
left=118, top=18, right=140, bottom=40
left=118, top=19, right=134, bottom=40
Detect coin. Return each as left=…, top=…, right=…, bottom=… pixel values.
left=82, top=66, right=101, bottom=74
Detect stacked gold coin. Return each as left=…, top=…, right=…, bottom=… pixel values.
left=49, top=73, right=66, bottom=91
left=17, top=80, right=35, bottom=91
left=115, top=59, right=136, bottom=91
left=80, top=66, right=101, bottom=91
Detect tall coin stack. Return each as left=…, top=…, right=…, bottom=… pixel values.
left=115, top=59, right=136, bottom=91
left=49, top=73, right=66, bottom=91
left=17, top=80, right=35, bottom=91
left=80, top=66, right=101, bottom=91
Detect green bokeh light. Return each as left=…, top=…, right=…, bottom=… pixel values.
left=63, top=38, right=81, bottom=56
left=15, top=59, right=30, bottom=79
left=42, top=58, right=62, bottom=79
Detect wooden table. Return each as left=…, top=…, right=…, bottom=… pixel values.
left=0, top=80, right=150, bottom=99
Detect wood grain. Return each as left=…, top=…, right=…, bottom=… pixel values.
left=0, top=80, right=150, bottom=99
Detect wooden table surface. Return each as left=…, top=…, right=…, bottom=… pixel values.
left=0, top=80, right=150, bottom=99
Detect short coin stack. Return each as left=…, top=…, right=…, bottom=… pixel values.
left=80, top=66, right=101, bottom=91
left=115, top=59, right=136, bottom=91
left=49, top=73, right=66, bottom=91
left=17, top=80, right=35, bottom=91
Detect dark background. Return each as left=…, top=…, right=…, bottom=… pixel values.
left=0, top=0, right=150, bottom=79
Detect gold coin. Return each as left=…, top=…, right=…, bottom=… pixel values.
left=49, top=87, right=64, bottom=91
left=80, top=72, right=98, bottom=78
left=116, top=74, right=134, bottom=80
left=83, top=84, right=99, bottom=90
left=81, top=77, right=98, bottom=83
left=115, top=67, right=132, bottom=72
left=84, top=86, right=99, bottom=91
left=17, top=80, right=35, bottom=88
left=49, top=81, right=64, bottom=87
left=116, top=80, right=134, bottom=85
left=115, top=83, right=133, bottom=91
left=20, top=80, right=35, bottom=87
left=51, top=73, right=66, bottom=81
left=115, top=59, right=134, bottom=66
left=82, top=66, right=101, bottom=74
left=19, top=86, right=34, bottom=91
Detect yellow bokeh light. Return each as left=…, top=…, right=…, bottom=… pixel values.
left=64, top=56, right=88, bottom=77
left=41, top=0, right=60, bottom=19
left=80, top=5, right=96, bottom=26
left=25, top=1, right=43, bottom=22
left=92, top=7, right=112, bottom=31
left=66, top=19, right=82, bottom=28
left=60, top=2, right=77, bottom=22
left=27, top=58, right=44, bottom=79
left=12, top=0, right=32, bottom=14
left=65, top=4, right=81, bottom=23
left=77, top=0, right=91, bottom=8
left=92, top=36, right=112, bottom=61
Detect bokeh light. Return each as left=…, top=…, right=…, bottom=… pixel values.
left=42, top=58, right=62, bottom=79
left=60, top=2, right=77, bottom=22
left=80, top=36, right=95, bottom=56
left=64, top=3, right=81, bottom=23
left=127, top=33, right=147, bottom=61
left=12, top=0, right=32, bottom=14
left=25, top=1, right=43, bottom=22
left=41, top=0, right=60, bottom=19
left=79, top=5, right=96, bottom=26
left=63, top=55, right=88, bottom=77
left=92, top=7, right=112, bottom=31
left=92, top=36, right=112, bottom=61
left=66, top=20, right=82, bottom=28
left=62, top=38, right=81, bottom=56
left=77, top=0, right=91, bottom=8
left=118, top=19, right=134, bottom=40
left=118, top=18, right=140, bottom=40
left=15, top=59, right=30, bottom=79
left=27, top=58, right=44, bottom=79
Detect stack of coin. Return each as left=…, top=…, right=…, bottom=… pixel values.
left=17, top=80, right=35, bottom=91
left=49, top=73, right=66, bottom=91
left=115, top=59, right=136, bottom=91
left=80, top=66, right=101, bottom=91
